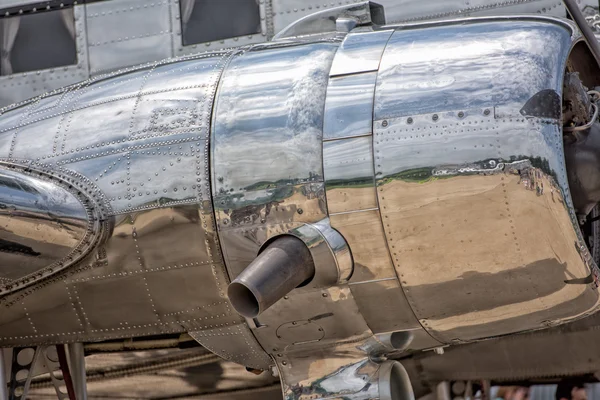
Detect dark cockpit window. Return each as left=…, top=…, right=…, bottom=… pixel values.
left=179, top=0, right=261, bottom=46
left=0, top=8, right=77, bottom=75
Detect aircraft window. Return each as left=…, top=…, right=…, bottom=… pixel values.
left=0, top=8, right=77, bottom=75
left=180, top=0, right=261, bottom=46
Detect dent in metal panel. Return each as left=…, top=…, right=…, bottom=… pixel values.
left=329, top=30, right=393, bottom=76
left=323, top=72, right=376, bottom=140
left=323, top=137, right=377, bottom=214
left=374, top=19, right=573, bottom=121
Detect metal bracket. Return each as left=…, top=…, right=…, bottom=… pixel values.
left=273, top=1, right=385, bottom=40
left=7, top=347, right=40, bottom=400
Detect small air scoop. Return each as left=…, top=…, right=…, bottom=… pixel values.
left=228, top=235, right=315, bottom=318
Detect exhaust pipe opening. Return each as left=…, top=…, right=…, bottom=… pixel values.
left=227, top=282, right=260, bottom=319
left=378, top=361, right=414, bottom=400
left=227, top=235, right=315, bottom=318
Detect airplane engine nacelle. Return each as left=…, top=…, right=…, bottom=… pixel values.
left=0, top=9, right=599, bottom=400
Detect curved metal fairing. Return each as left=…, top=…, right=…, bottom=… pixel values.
left=0, top=166, right=91, bottom=283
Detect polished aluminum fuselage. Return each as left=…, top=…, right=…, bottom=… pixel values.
left=0, top=0, right=584, bottom=108
left=0, top=14, right=599, bottom=400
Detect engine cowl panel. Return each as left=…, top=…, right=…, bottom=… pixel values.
left=0, top=15, right=598, bottom=398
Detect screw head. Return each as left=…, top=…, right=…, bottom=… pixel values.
left=407, top=117, right=413, bottom=124
left=432, top=114, right=439, bottom=121
left=382, top=120, right=388, bottom=127
left=458, top=111, right=465, bottom=118
left=297, top=208, right=303, bottom=215
left=484, top=109, right=491, bottom=116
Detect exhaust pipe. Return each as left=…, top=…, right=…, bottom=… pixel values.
left=227, top=235, right=315, bottom=318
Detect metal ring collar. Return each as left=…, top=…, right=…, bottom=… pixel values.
left=564, top=102, right=599, bottom=132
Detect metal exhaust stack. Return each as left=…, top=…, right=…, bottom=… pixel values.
left=227, top=235, right=315, bottom=318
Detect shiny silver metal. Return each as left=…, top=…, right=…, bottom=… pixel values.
left=329, top=29, right=393, bottom=76
left=373, top=16, right=600, bottom=343
left=85, top=0, right=172, bottom=75
left=0, top=52, right=246, bottom=358
left=273, top=1, right=384, bottom=40
left=0, top=164, right=98, bottom=291
left=228, top=235, right=316, bottom=318
left=0, top=0, right=571, bottom=108
left=323, top=137, right=377, bottom=214
left=274, top=340, right=414, bottom=400
left=1, top=9, right=600, bottom=400
left=323, top=72, right=377, bottom=140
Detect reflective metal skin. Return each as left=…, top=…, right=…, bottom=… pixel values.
left=0, top=8, right=600, bottom=400
left=0, top=0, right=570, bottom=108
left=372, top=16, right=600, bottom=343
left=0, top=166, right=92, bottom=284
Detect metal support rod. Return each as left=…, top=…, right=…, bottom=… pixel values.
left=57, top=345, right=77, bottom=400
left=563, top=0, right=600, bottom=66
left=67, top=343, right=87, bottom=400
left=0, top=349, right=7, bottom=400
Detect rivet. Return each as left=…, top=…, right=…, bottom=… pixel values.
left=322, top=293, right=328, bottom=297
left=407, top=117, right=413, bottom=124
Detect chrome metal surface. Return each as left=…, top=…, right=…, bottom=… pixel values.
left=0, top=51, right=256, bottom=363
left=273, top=1, right=383, bottom=40
left=329, top=29, right=393, bottom=76
left=0, top=165, right=96, bottom=288
left=0, top=0, right=571, bottom=108
left=275, top=340, right=413, bottom=400
left=324, top=137, right=377, bottom=213
left=67, top=343, right=86, bottom=400
left=228, top=235, right=315, bottom=318
left=323, top=72, right=377, bottom=140
left=373, top=18, right=600, bottom=342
